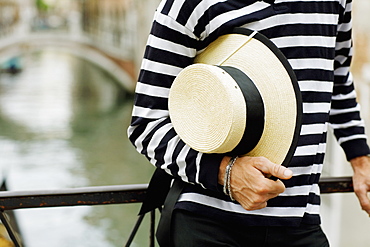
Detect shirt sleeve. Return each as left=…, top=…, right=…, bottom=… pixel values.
left=127, top=3, right=223, bottom=192
left=329, top=0, right=370, bottom=160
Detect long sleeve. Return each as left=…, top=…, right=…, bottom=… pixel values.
left=127, top=1, right=224, bottom=191
left=329, top=0, right=370, bottom=160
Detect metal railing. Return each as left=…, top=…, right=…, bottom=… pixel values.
left=0, top=176, right=354, bottom=247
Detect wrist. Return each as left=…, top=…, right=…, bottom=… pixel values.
left=224, top=156, right=238, bottom=201
left=218, top=156, right=230, bottom=185
left=350, top=155, right=370, bottom=171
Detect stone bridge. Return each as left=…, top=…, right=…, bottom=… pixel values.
left=0, top=31, right=137, bottom=92
left=0, top=0, right=160, bottom=93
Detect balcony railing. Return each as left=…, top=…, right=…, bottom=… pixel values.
left=0, top=176, right=354, bottom=247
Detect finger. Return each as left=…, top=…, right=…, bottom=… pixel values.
left=265, top=179, right=286, bottom=195
left=248, top=177, right=286, bottom=196
left=254, top=157, right=293, bottom=180
left=354, top=186, right=370, bottom=214
left=245, top=201, right=268, bottom=211
left=238, top=193, right=269, bottom=211
left=242, top=193, right=280, bottom=211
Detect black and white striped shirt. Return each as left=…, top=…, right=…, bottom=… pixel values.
left=128, top=0, right=370, bottom=226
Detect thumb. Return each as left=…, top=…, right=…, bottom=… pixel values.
left=254, top=157, right=293, bottom=180
left=270, top=163, right=293, bottom=180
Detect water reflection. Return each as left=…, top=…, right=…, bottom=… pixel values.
left=0, top=50, right=154, bottom=246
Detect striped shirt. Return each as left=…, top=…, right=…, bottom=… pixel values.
left=128, top=0, right=370, bottom=226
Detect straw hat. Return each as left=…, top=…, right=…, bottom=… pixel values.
left=168, top=28, right=302, bottom=166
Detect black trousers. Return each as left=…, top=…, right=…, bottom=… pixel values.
left=168, top=209, right=329, bottom=247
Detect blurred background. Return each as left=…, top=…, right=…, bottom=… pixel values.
left=0, top=0, right=368, bottom=246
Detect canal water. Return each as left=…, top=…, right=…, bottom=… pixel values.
left=0, top=49, right=155, bottom=246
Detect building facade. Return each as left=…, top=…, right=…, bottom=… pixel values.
left=80, top=0, right=160, bottom=67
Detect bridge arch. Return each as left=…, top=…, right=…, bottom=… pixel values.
left=0, top=33, right=137, bottom=92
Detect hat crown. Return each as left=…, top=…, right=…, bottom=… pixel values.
left=169, top=28, right=302, bottom=166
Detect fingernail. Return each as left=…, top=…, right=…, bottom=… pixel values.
left=284, top=169, right=293, bottom=178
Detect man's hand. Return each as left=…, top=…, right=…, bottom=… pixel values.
left=219, top=156, right=293, bottom=211
left=350, top=155, right=370, bottom=216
